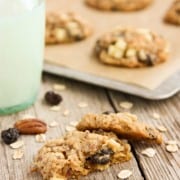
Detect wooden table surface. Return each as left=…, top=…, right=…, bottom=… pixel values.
left=0, top=73, right=179, bottom=180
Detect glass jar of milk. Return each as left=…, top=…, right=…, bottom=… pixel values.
left=0, top=0, right=45, bottom=115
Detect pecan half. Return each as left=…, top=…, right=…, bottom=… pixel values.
left=14, top=119, right=47, bottom=135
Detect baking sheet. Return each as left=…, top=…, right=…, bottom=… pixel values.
left=45, top=0, right=180, bottom=90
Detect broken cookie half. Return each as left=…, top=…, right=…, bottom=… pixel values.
left=76, top=113, right=163, bottom=144
left=32, top=131, right=131, bottom=180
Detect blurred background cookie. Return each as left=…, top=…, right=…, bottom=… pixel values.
left=46, top=12, right=92, bottom=44
left=164, top=0, right=180, bottom=26
left=94, top=27, right=169, bottom=68
left=85, top=0, right=153, bottom=11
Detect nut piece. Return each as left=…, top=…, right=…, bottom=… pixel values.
left=141, top=148, right=156, bottom=158
left=117, top=169, right=132, bottom=179
left=14, top=119, right=47, bottom=135
left=10, top=140, right=24, bottom=149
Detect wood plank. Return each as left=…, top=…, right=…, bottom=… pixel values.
left=108, top=90, right=180, bottom=180
left=0, top=74, right=143, bottom=180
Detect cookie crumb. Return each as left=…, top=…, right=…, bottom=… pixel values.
left=49, top=121, right=59, bottom=127
left=157, top=125, right=167, bottom=132
left=78, top=102, right=88, bottom=108
left=13, top=149, right=24, bottom=160
left=10, top=140, right=24, bottom=149
left=69, top=121, right=78, bottom=127
left=152, top=112, right=160, bottom=120
left=63, top=110, right=70, bottom=117
left=166, top=144, right=178, bottom=153
left=65, top=126, right=76, bottom=132
left=119, top=101, right=133, bottom=109
left=117, top=169, right=132, bottom=179
left=141, top=148, right=156, bottom=157
left=53, top=84, right=66, bottom=91
left=50, top=105, right=61, bottom=112
left=35, top=134, right=46, bottom=143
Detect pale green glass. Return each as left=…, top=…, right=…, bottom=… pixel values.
left=0, top=0, right=45, bottom=115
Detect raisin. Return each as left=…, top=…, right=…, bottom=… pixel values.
left=45, top=91, right=62, bottom=106
left=86, top=148, right=114, bottom=165
left=1, top=128, right=20, bottom=144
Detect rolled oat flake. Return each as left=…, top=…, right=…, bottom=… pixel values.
left=166, top=144, right=178, bottom=153
left=141, top=148, right=156, bottom=158
left=118, top=169, right=132, bottom=179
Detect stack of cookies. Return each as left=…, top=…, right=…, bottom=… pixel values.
left=32, top=112, right=163, bottom=180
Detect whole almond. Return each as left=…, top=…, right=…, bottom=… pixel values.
left=14, top=119, right=47, bottom=135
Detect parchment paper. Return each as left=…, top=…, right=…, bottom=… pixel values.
left=45, top=0, right=180, bottom=89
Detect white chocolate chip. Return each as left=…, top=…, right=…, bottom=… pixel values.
left=166, top=144, right=178, bottom=153
left=78, top=102, right=88, bottom=108
left=141, top=148, right=156, bottom=158
left=119, top=101, right=133, bottom=109
left=115, top=39, right=127, bottom=50
left=108, top=45, right=124, bottom=59
left=13, top=149, right=24, bottom=160
left=49, top=121, right=59, bottom=127
left=152, top=112, right=160, bottom=120
left=50, top=105, right=61, bottom=112
left=55, top=28, right=68, bottom=42
left=126, top=48, right=137, bottom=58
left=10, top=140, right=24, bottom=149
left=69, top=121, right=78, bottom=126
left=53, top=83, right=66, bottom=91
left=157, top=125, right=167, bottom=132
left=35, top=134, right=46, bottom=143
left=63, top=109, right=70, bottom=117
left=117, top=169, right=132, bottom=179
left=65, top=126, right=76, bottom=132
left=138, top=50, right=147, bottom=61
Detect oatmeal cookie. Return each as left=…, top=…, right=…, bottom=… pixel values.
left=46, top=12, right=92, bottom=44
left=85, top=0, right=153, bottom=11
left=32, top=131, right=131, bottom=180
left=164, top=0, right=180, bottom=25
left=94, top=27, right=169, bottom=68
left=76, top=113, right=163, bottom=144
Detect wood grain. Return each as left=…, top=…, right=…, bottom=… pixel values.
left=108, top=90, right=180, bottom=180
left=0, top=74, right=143, bottom=180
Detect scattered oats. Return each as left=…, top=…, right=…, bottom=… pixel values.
left=50, top=105, right=61, bottom=112
left=49, top=121, right=59, bottom=127
left=78, top=102, right=88, bottom=108
left=10, top=140, right=24, bottom=149
left=166, top=144, right=178, bottom=153
left=53, top=83, right=66, bottom=91
left=119, top=101, right=133, bottom=109
left=165, top=140, right=177, bottom=145
left=63, top=109, right=70, bottom=117
left=69, top=121, right=78, bottom=127
left=117, top=169, right=132, bottom=179
left=20, top=114, right=36, bottom=119
left=13, top=149, right=24, bottom=160
left=35, top=134, right=46, bottom=143
left=65, top=126, right=76, bottom=132
left=152, top=112, right=160, bottom=120
left=141, top=148, right=156, bottom=158
left=157, top=125, right=167, bottom=132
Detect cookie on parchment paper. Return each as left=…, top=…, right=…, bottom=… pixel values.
left=85, top=0, right=153, bottom=11
left=94, top=27, right=169, bottom=68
